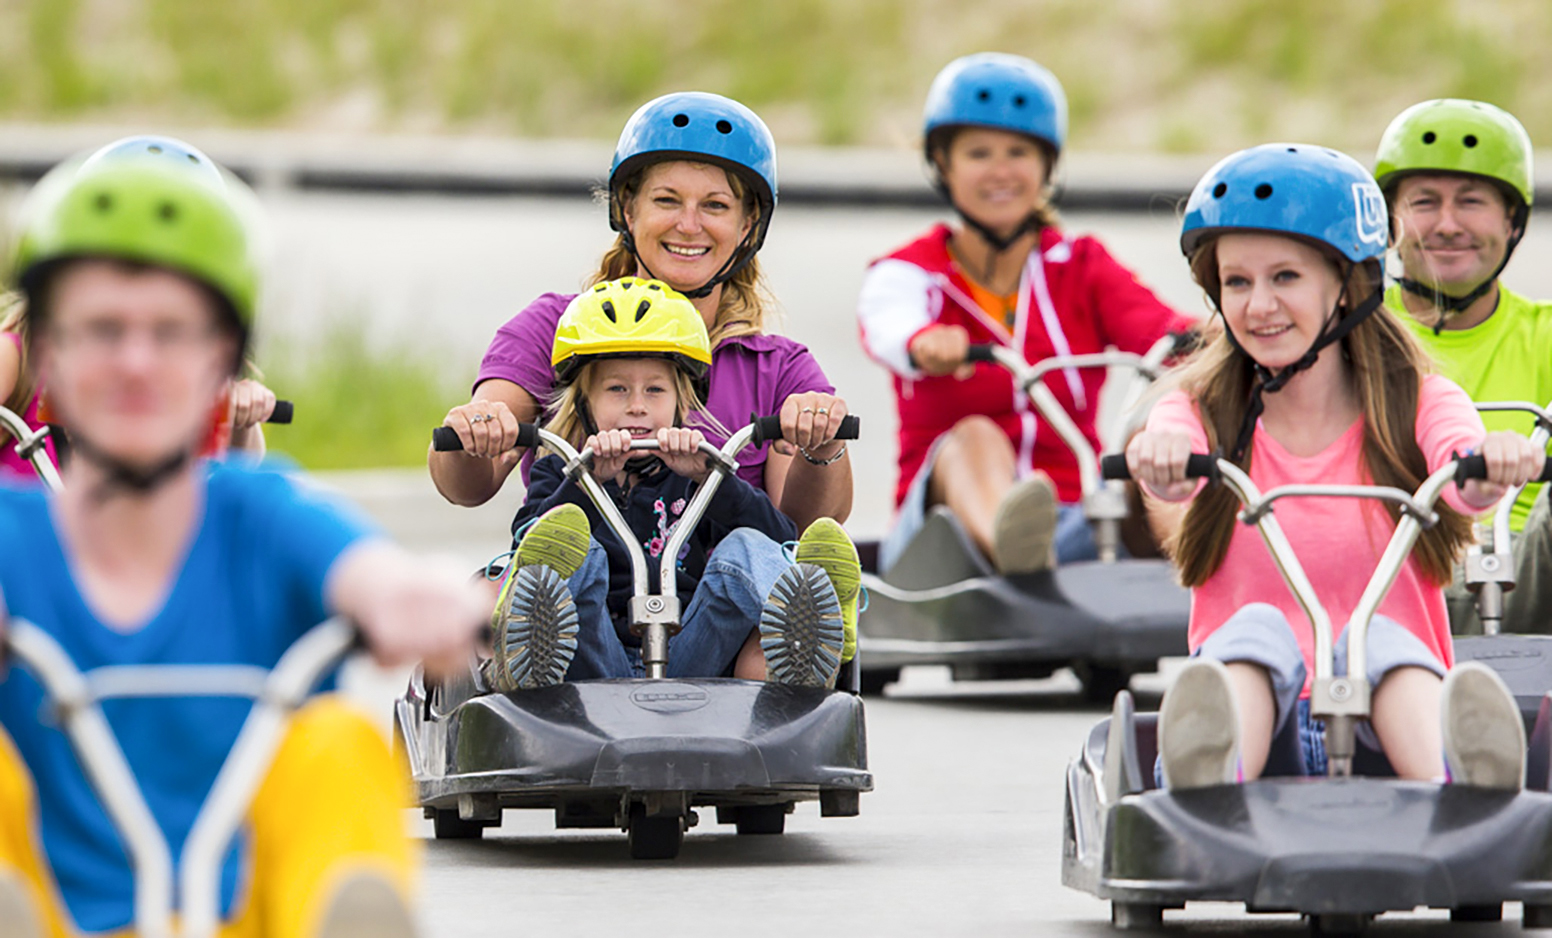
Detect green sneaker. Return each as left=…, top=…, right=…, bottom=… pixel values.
left=489, top=504, right=592, bottom=692
left=760, top=563, right=845, bottom=688
left=794, top=518, right=861, bottom=663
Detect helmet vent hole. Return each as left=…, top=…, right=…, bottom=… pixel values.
left=976, top=89, right=990, bottom=102
left=1464, top=134, right=1479, bottom=148
left=634, top=299, right=651, bottom=322
left=93, top=193, right=113, bottom=213
left=158, top=201, right=178, bottom=221
left=148, top=145, right=163, bottom=154
left=1254, top=183, right=1273, bottom=200
left=648, top=282, right=661, bottom=291
left=185, top=153, right=199, bottom=164
left=672, top=113, right=690, bottom=128
left=1013, top=95, right=1026, bottom=107
left=1212, top=182, right=1228, bottom=198
left=1422, top=131, right=1437, bottom=144
left=716, top=120, right=733, bottom=134
left=1287, top=147, right=1297, bottom=153
left=601, top=300, right=617, bottom=323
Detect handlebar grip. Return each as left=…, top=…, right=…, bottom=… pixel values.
left=1455, top=454, right=1552, bottom=484
left=1169, top=329, right=1203, bottom=356
left=431, top=423, right=540, bottom=452
left=965, top=344, right=998, bottom=363
left=1099, top=453, right=1219, bottom=482
left=749, top=414, right=862, bottom=447
left=266, top=400, right=294, bottom=425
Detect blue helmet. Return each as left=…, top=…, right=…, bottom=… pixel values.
left=609, top=92, right=777, bottom=238
left=80, top=134, right=225, bottom=186
left=922, top=53, right=1067, bottom=159
left=1180, top=144, right=1389, bottom=264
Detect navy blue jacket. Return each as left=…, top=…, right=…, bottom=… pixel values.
left=512, top=454, right=798, bottom=646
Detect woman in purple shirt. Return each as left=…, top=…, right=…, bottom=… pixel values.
left=429, top=93, right=853, bottom=530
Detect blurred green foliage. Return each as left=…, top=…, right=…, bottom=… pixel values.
left=0, top=0, right=1546, bottom=152
left=259, top=317, right=464, bottom=469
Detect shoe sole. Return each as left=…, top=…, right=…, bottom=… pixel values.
left=794, top=519, right=861, bottom=662
left=0, top=871, right=44, bottom=938
left=1159, top=659, right=1239, bottom=789
left=993, top=476, right=1058, bottom=575
left=1443, top=663, right=1525, bottom=790
left=315, top=870, right=417, bottom=938
left=495, top=565, right=579, bottom=691
left=516, top=504, right=592, bottom=579
left=760, top=564, right=844, bottom=687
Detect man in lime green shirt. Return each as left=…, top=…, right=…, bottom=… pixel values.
left=1376, top=98, right=1552, bottom=634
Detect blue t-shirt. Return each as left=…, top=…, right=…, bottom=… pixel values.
left=0, top=464, right=374, bottom=934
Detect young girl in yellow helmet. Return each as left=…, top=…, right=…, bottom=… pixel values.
left=485, top=277, right=859, bottom=690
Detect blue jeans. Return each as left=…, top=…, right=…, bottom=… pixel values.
left=563, top=528, right=793, bottom=679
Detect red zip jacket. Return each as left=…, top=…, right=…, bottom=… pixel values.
left=858, top=224, right=1192, bottom=507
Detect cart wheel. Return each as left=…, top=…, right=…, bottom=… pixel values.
left=1310, top=913, right=1369, bottom=935
left=733, top=804, right=787, bottom=835
left=1110, top=902, right=1162, bottom=930
left=1080, top=664, right=1133, bottom=705
left=627, top=805, right=683, bottom=860
left=859, top=667, right=899, bottom=696
left=430, top=808, right=487, bottom=840
left=1451, top=904, right=1502, bottom=922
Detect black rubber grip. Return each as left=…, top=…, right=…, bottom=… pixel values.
left=749, top=414, right=861, bottom=447
left=266, top=400, right=293, bottom=424
left=1169, top=329, right=1203, bottom=356
left=965, top=344, right=998, bottom=363
left=431, top=423, right=540, bottom=452
left=1100, top=453, right=1219, bottom=482
left=1455, top=454, right=1552, bottom=485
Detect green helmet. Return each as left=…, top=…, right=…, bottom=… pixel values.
left=1374, top=98, right=1533, bottom=212
left=13, top=153, right=261, bottom=333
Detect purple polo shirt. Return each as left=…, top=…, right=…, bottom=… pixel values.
left=476, top=292, right=835, bottom=491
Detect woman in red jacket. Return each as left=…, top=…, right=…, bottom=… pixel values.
left=859, top=53, right=1193, bottom=574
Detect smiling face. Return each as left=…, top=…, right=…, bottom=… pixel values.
left=1214, top=233, right=1346, bottom=371
left=585, top=358, right=681, bottom=438
left=938, top=127, right=1050, bottom=237
left=1392, top=173, right=1516, bottom=294
left=37, top=259, right=236, bottom=469
left=623, top=161, right=754, bottom=299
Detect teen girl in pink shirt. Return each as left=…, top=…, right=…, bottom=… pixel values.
left=1127, top=144, right=1539, bottom=790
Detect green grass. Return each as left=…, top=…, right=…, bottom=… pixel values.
left=6, top=0, right=1551, bottom=152
left=257, top=318, right=465, bottom=470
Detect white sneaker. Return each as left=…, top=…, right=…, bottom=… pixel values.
left=1159, top=658, right=1241, bottom=790
left=0, top=871, right=43, bottom=938
left=992, top=475, right=1058, bottom=574
left=1442, top=662, right=1524, bottom=790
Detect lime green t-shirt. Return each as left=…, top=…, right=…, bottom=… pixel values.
left=1390, top=283, right=1552, bottom=531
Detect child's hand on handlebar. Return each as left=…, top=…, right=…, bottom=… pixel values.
left=586, top=429, right=635, bottom=482
left=1460, top=430, right=1545, bottom=509
left=907, top=324, right=975, bottom=379
left=657, top=427, right=710, bottom=483
left=442, top=400, right=523, bottom=462
left=1126, top=430, right=1200, bottom=501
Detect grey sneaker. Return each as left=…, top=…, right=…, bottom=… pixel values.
left=1159, top=658, right=1241, bottom=790
left=315, top=869, right=417, bottom=938
left=490, top=564, right=580, bottom=692
left=760, top=563, right=845, bottom=687
left=1443, top=662, right=1524, bottom=790
left=992, top=474, right=1058, bottom=574
left=0, top=871, right=43, bottom=938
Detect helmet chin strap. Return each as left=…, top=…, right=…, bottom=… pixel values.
left=68, top=432, right=194, bottom=505
left=1398, top=214, right=1526, bottom=335
left=1222, top=287, right=1384, bottom=463
left=622, top=226, right=762, bottom=301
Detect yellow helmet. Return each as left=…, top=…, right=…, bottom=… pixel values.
left=552, top=277, right=713, bottom=397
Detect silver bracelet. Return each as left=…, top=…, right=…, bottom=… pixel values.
left=798, top=441, right=847, bottom=466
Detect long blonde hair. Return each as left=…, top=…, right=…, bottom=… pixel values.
left=542, top=359, right=727, bottom=457
left=593, top=160, right=776, bottom=347
left=1167, top=239, right=1472, bottom=588
left=0, top=293, right=38, bottom=434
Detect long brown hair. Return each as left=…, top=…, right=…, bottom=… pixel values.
left=593, top=160, right=776, bottom=347
left=1168, top=238, right=1472, bottom=588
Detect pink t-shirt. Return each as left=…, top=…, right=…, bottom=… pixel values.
left=0, top=333, right=55, bottom=482
left=1147, top=375, right=1486, bottom=691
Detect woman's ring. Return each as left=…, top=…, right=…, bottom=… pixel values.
left=816, top=407, right=829, bottom=415
left=800, top=406, right=815, bottom=414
